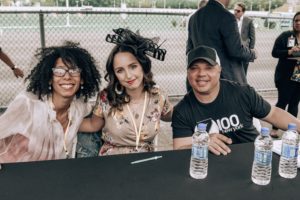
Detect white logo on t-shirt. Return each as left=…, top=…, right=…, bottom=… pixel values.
left=196, top=114, right=243, bottom=134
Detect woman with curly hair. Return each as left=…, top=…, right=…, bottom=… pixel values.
left=80, top=28, right=173, bottom=155
left=0, top=42, right=101, bottom=162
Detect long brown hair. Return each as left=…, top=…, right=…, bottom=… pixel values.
left=105, top=45, right=156, bottom=111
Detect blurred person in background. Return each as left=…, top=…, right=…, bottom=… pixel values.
left=0, top=42, right=101, bottom=162
left=186, top=0, right=208, bottom=92
left=80, top=28, right=173, bottom=155
left=234, top=2, right=255, bottom=75
left=271, top=12, right=300, bottom=138
left=0, top=47, right=24, bottom=78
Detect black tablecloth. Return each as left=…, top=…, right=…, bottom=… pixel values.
left=0, top=143, right=299, bottom=200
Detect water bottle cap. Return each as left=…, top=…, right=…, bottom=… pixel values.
left=260, top=127, right=270, bottom=136
left=197, top=123, right=207, bottom=131
left=288, top=123, right=297, bottom=130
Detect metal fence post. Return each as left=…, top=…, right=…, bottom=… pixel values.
left=39, top=12, right=46, bottom=48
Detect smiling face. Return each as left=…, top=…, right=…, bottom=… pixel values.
left=187, top=59, right=221, bottom=101
left=113, top=51, right=144, bottom=93
left=51, top=57, right=82, bottom=100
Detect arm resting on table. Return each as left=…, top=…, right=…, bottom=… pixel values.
left=262, top=105, right=300, bottom=132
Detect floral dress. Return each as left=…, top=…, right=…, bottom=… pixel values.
left=93, top=85, right=172, bottom=155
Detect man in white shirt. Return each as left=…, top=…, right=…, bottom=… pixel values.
left=234, top=2, right=256, bottom=75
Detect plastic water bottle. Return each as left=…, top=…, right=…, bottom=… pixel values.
left=251, top=127, right=273, bottom=185
left=279, top=123, right=299, bottom=179
left=189, top=123, right=209, bottom=179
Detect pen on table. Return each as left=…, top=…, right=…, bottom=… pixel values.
left=131, top=155, right=163, bottom=164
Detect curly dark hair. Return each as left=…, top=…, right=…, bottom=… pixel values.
left=25, top=41, right=101, bottom=102
left=105, top=29, right=159, bottom=110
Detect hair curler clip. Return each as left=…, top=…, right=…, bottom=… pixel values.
left=105, top=34, right=123, bottom=44
left=105, top=28, right=167, bottom=61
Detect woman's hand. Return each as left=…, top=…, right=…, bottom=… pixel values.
left=0, top=134, right=29, bottom=162
left=79, top=114, right=104, bottom=132
left=288, top=46, right=300, bottom=55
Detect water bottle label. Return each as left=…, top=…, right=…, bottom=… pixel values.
left=281, top=144, right=298, bottom=158
left=192, top=145, right=208, bottom=160
left=254, top=150, right=272, bottom=166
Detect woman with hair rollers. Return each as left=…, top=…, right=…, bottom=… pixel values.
left=80, top=28, right=173, bottom=155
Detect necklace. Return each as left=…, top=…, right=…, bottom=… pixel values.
left=56, top=113, right=72, bottom=158
left=63, top=119, right=71, bottom=159
left=126, top=92, right=148, bottom=150
left=48, top=96, right=72, bottom=159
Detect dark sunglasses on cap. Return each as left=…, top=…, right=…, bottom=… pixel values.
left=234, top=9, right=242, bottom=13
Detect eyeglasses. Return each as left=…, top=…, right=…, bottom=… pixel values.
left=234, top=9, right=242, bottom=13
left=52, top=67, right=82, bottom=77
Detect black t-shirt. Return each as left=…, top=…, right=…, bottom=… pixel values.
left=172, top=80, right=271, bottom=144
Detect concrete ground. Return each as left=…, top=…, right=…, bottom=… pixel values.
left=157, top=91, right=290, bottom=151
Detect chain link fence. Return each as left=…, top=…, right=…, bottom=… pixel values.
left=0, top=7, right=293, bottom=107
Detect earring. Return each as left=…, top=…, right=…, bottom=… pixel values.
left=81, top=85, right=84, bottom=90
left=48, top=85, right=52, bottom=91
left=115, top=82, right=124, bottom=95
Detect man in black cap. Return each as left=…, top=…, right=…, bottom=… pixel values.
left=172, top=45, right=300, bottom=155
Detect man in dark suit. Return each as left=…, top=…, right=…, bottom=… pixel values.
left=234, top=2, right=255, bottom=75
left=187, top=0, right=256, bottom=84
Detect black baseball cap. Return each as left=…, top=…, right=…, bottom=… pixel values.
left=187, top=45, right=220, bottom=69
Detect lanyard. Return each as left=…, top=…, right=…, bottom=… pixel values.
left=48, top=96, right=72, bottom=159
left=126, top=92, right=148, bottom=150
left=63, top=119, right=71, bottom=158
